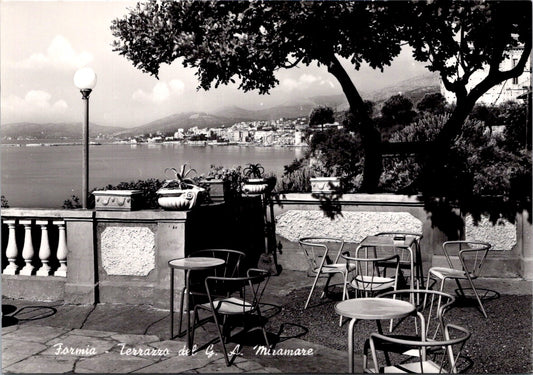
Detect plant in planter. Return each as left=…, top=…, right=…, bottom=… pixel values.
left=199, top=165, right=245, bottom=203
left=309, top=157, right=341, bottom=194
left=156, top=163, right=206, bottom=210
left=242, top=163, right=270, bottom=194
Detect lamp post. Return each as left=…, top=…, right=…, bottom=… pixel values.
left=73, top=67, right=97, bottom=209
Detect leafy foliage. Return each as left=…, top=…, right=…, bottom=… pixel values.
left=276, top=160, right=312, bottom=193
left=384, top=111, right=532, bottom=225
left=1, top=195, right=9, bottom=208
left=380, top=94, right=416, bottom=126
left=307, top=128, right=363, bottom=190
left=416, top=93, right=447, bottom=115
left=309, top=106, right=335, bottom=128
left=499, top=100, right=531, bottom=151
left=112, top=0, right=531, bottom=198
left=243, top=163, right=265, bottom=179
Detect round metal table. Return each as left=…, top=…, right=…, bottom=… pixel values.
left=335, top=298, right=416, bottom=373
left=169, top=257, right=225, bottom=353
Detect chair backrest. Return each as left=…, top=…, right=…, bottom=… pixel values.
left=298, top=237, right=344, bottom=274
left=369, top=323, right=471, bottom=373
left=375, top=232, right=423, bottom=264
left=204, top=268, right=271, bottom=314
left=342, top=250, right=400, bottom=295
left=188, top=249, right=246, bottom=296
left=442, top=241, right=491, bottom=278
left=189, top=248, right=246, bottom=278
left=377, top=289, right=456, bottom=341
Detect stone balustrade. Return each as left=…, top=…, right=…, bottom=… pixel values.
left=2, top=218, right=67, bottom=277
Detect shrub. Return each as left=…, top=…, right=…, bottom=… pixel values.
left=384, top=111, right=532, bottom=223
left=1, top=195, right=9, bottom=208
left=276, top=160, right=312, bottom=193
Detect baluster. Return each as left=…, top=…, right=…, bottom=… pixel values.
left=54, top=221, right=68, bottom=277
left=19, top=220, right=35, bottom=276
left=3, top=219, right=19, bottom=275
left=36, top=220, right=51, bottom=276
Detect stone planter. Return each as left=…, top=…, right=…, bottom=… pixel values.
left=200, top=178, right=225, bottom=202
left=156, top=186, right=205, bottom=210
left=242, top=178, right=269, bottom=195
left=93, top=190, right=142, bottom=211
left=310, top=177, right=341, bottom=194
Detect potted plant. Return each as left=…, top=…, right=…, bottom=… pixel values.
left=156, top=163, right=206, bottom=210
left=242, top=163, right=269, bottom=194
left=309, top=157, right=341, bottom=194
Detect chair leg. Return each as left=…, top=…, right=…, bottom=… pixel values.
left=339, top=271, right=349, bottom=326
left=177, top=287, right=186, bottom=336
left=466, top=277, right=488, bottom=318
left=211, top=311, right=231, bottom=366
left=190, top=306, right=199, bottom=352
left=321, top=274, right=333, bottom=299
left=304, top=271, right=322, bottom=309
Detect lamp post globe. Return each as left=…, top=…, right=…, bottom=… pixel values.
left=74, top=67, right=97, bottom=90
left=74, top=67, right=97, bottom=209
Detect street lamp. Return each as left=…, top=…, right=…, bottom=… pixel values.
left=74, top=67, right=97, bottom=209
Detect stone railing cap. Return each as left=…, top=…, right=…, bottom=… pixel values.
left=92, top=190, right=142, bottom=196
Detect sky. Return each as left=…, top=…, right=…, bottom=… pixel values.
left=1, top=1, right=429, bottom=129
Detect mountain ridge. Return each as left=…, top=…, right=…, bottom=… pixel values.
left=2, top=73, right=440, bottom=140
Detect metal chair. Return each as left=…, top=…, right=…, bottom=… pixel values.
left=375, top=232, right=424, bottom=289
left=427, top=241, right=492, bottom=318
left=367, top=323, right=471, bottom=373
left=191, top=268, right=271, bottom=366
left=342, top=249, right=400, bottom=299
left=299, top=237, right=355, bottom=309
left=362, top=289, right=456, bottom=371
left=177, top=249, right=246, bottom=337
left=340, top=249, right=400, bottom=327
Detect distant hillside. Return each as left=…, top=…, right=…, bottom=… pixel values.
left=114, top=112, right=241, bottom=137
left=1, top=122, right=123, bottom=140
left=2, top=73, right=441, bottom=140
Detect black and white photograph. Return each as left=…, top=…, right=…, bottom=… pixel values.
left=1, top=1, right=531, bottom=373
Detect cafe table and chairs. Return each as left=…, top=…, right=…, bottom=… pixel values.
left=335, top=297, right=416, bottom=373
left=375, top=232, right=425, bottom=289
left=357, top=234, right=421, bottom=293
left=168, top=256, right=226, bottom=352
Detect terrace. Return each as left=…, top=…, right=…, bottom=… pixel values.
left=2, top=193, right=532, bottom=373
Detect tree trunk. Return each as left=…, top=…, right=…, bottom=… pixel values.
left=326, top=55, right=382, bottom=192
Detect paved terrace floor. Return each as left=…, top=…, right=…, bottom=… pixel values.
left=2, top=270, right=532, bottom=374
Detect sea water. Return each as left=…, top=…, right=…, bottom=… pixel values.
left=1, top=143, right=303, bottom=208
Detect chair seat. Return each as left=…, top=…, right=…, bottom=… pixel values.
left=429, top=267, right=470, bottom=280
left=382, top=359, right=443, bottom=373
left=314, top=262, right=356, bottom=274
left=351, top=275, right=395, bottom=291
left=201, top=297, right=253, bottom=314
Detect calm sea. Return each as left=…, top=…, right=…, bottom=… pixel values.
left=1, top=143, right=304, bottom=208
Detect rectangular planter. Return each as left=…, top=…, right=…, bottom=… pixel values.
left=200, top=179, right=225, bottom=202
left=310, top=177, right=341, bottom=193
left=93, top=190, right=142, bottom=211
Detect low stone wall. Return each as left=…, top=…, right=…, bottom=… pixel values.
left=1, top=199, right=267, bottom=306
left=272, top=194, right=531, bottom=279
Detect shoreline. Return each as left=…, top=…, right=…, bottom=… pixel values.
left=2, top=141, right=308, bottom=148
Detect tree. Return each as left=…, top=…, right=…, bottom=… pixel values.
left=111, top=1, right=406, bottom=192
left=309, top=106, right=334, bottom=129
left=381, top=94, right=416, bottom=126
left=404, top=0, right=532, bottom=196
left=111, top=1, right=531, bottom=196
left=416, top=93, right=447, bottom=115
